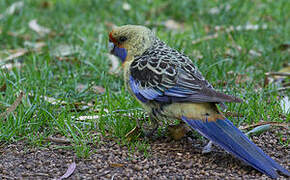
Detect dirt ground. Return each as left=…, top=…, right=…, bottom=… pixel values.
left=0, top=128, right=289, bottom=180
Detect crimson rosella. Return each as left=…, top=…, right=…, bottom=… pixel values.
left=108, top=25, right=289, bottom=179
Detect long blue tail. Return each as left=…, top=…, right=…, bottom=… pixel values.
left=181, top=116, right=290, bottom=179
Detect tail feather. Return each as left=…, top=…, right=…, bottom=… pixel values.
left=181, top=116, right=290, bottom=179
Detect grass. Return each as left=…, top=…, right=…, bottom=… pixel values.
left=0, top=0, right=289, bottom=157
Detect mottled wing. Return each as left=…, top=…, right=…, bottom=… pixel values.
left=129, top=39, right=242, bottom=103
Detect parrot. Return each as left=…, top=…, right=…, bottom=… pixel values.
left=108, top=25, right=290, bottom=179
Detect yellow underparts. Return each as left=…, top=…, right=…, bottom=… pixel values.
left=162, top=102, right=224, bottom=122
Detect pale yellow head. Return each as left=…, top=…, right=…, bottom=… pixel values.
left=109, top=25, right=155, bottom=62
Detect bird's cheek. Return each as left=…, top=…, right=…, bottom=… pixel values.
left=112, top=46, right=128, bottom=63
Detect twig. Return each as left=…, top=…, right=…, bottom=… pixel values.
left=0, top=91, right=24, bottom=119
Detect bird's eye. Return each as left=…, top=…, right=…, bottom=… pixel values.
left=119, top=36, right=127, bottom=42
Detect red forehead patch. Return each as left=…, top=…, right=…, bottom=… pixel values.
left=109, top=32, right=118, bottom=44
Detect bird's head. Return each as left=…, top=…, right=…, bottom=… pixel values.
left=108, top=25, right=155, bottom=64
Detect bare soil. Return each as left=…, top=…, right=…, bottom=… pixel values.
left=0, top=128, right=289, bottom=180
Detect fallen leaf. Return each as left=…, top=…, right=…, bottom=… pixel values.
left=52, top=44, right=82, bottom=57
left=0, top=91, right=24, bottom=119
left=91, top=85, right=105, bottom=94
left=192, top=24, right=267, bottom=45
left=0, top=1, right=24, bottom=20
left=164, top=19, right=184, bottom=31
left=240, top=122, right=288, bottom=130
left=191, top=50, right=203, bottom=60
left=208, top=4, right=231, bottom=15
left=0, top=48, right=28, bottom=62
left=0, top=62, right=24, bottom=70
left=76, top=84, right=87, bottom=92
left=264, top=71, right=290, bottom=87
left=74, top=115, right=100, bottom=121
left=107, top=54, right=120, bottom=75
left=41, top=95, right=67, bottom=105
left=245, top=124, right=271, bottom=137
left=57, top=162, right=76, bottom=180
left=235, top=74, right=251, bottom=84
left=24, top=41, right=46, bottom=51
left=122, top=2, right=131, bottom=11
left=192, top=33, right=218, bottom=45
left=45, top=136, right=71, bottom=144
left=280, top=96, right=290, bottom=114
left=110, top=163, right=124, bottom=168
left=28, top=19, right=51, bottom=36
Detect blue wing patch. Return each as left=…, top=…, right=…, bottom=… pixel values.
left=129, top=76, right=192, bottom=103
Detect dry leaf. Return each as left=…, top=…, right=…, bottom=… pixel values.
left=264, top=67, right=290, bottom=87
left=122, top=3, right=131, bottom=11
left=164, top=19, right=184, bottom=31
left=235, top=74, right=251, bottom=84
left=192, top=24, right=267, bottom=45
left=24, top=41, right=46, bottom=51
left=192, top=33, right=219, bottom=45
left=0, top=1, right=24, bottom=20
left=45, top=136, right=71, bottom=144
left=208, top=4, right=231, bottom=15
left=76, top=84, right=87, bottom=92
left=28, top=19, right=51, bottom=36
left=0, top=91, right=24, bottom=119
left=91, top=85, right=105, bottom=94
left=41, top=95, right=67, bottom=105
left=107, top=54, right=120, bottom=75
left=52, top=44, right=82, bottom=57
left=0, top=48, right=28, bottom=62
left=1, top=62, right=24, bottom=70
left=110, top=163, right=124, bottom=168
left=57, top=162, right=76, bottom=180
left=74, top=115, right=100, bottom=121
left=240, top=122, right=288, bottom=130
left=245, top=124, right=271, bottom=137
left=191, top=50, right=203, bottom=60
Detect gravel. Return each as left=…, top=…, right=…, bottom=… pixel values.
left=0, top=128, right=289, bottom=179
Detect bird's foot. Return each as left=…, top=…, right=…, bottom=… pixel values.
left=168, top=123, right=191, bottom=140
left=202, top=141, right=213, bottom=154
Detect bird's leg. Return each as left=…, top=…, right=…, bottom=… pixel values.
left=168, top=121, right=191, bottom=140
left=142, top=115, right=159, bottom=137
